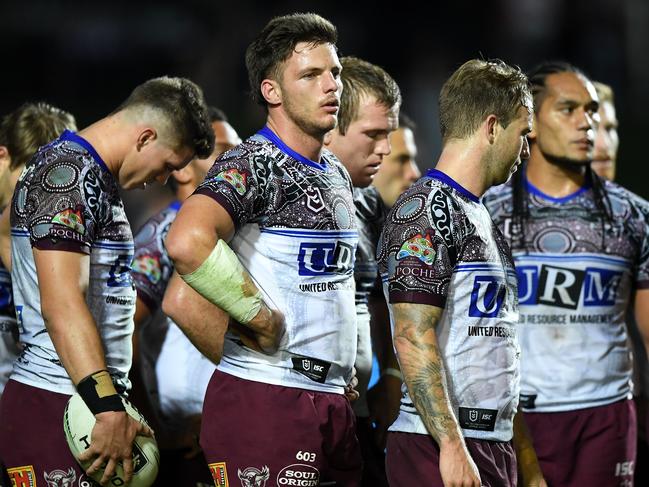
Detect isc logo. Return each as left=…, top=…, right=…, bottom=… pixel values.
left=297, top=241, right=354, bottom=276
left=469, top=276, right=506, bottom=318
left=517, top=265, right=622, bottom=309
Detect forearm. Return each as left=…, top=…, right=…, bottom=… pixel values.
left=162, top=273, right=227, bottom=364
left=392, top=302, right=463, bottom=446
left=44, top=298, right=108, bottom=385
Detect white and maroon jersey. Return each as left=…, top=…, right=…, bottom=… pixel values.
left=484, top=173, right=649, bottom=412
left=10, top=130, right=135, bottom=395
left=378, top=169, right=520, bottom=442
left=0, top=237, right=18, bottom=395
left=195, top=126, right=358, bottom=394
left=132, top=201, right=216, bottom=422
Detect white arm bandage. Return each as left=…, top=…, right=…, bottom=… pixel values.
left=180, top=239, right=263, bottom=324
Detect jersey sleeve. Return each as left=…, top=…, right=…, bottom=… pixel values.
left=194, top=150, right=259, bottom=228
left=634, top=204, right=649, bottom=289
left=382, top=190, right=461, bottom=307
left=27, top=159, right=102, bottom=254
left=132, top=211, right=175, bottom=311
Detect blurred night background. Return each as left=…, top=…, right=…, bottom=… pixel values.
left=2, top=0, right=648, bottom=227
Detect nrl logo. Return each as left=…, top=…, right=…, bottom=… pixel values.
left=469, top=409, right=478, bottom=422
left=237, top=465, right=270, bottom=487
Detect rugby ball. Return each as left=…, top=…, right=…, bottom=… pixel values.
left=63, top=393, right=160, bottom=487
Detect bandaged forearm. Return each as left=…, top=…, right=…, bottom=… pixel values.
left=180, top=239, right=263, bottom=324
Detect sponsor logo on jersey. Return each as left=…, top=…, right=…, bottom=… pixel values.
left=458, top=407, right=498, bottom=432
left=297, top=241, right=354, bottom=276
left=517, top=264, right=622, bottom=309
left=276, top=464, right=320, bottom=486
left=396, top=233, right=435, bottom=265
left=291, top=356, right=331, bottom=383
left=51, top=207, right=85, bottom=235
left=7, top=465, right=36, bottom=487
left=43, top=467, right=76, bottom=487
left=215, top=168, right=248, bottom=196
left=469, top=275, right=506, bottom=318
left=237, top=465, right=269, bottom=487
left=132, top=253, right=162, bottom=284
left=108, top=253, right=134, bottom=288
left=208, top=462, right=229, bottom=487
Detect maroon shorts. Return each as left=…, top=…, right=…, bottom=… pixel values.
left=0, top=379, right=95, bottom=486
left=524, top=399, right=636, bottom=486
left=386, top=431, right=516, bottom=487
left=200, top=370, right=362, bottom=487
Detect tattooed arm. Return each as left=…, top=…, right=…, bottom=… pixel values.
left=392, top=302, right=481, bottom=487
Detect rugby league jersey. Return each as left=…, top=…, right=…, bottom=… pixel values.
left=484, top=172, right=649, bottom=412
left=195, top=126, right=358, bottom=394
left=378, top=169, right=520, bottom=442
left=10, top=130, right=135, bottom=395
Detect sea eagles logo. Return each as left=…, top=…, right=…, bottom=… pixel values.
left=43, top=468, right=76, bottom=487
left=52, top=207, right=85, bottom=234
left=132, top=253, right=162, bottom=284
left=215, top=168, right=248, bottom=195
left=396, top=233, right=435, bottom=265
left=237, top=466, right=270, bottom=487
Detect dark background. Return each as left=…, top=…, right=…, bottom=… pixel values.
left=3, top=0, right=647, bottom=225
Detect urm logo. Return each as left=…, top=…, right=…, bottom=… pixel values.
left=469, top=276, right=506, bottom=318
left=517, top=264, right=622, bottom=308
left=298, top=242, right=354, bottom=276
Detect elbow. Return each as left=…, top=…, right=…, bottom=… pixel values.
left=165, top=224, right=208, bottom=275
left=161, top=288, right=183, bottom=325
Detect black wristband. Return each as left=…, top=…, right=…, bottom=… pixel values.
left=77, top=370, right=126, bottom=415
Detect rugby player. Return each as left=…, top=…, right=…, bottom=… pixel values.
left=0, top=77, right=213, bottom=486
left=164, top=13, right=362, bottom=486
left=378, top=59, right=545, bottom=487
left=484, top=61, right=649, bottom=486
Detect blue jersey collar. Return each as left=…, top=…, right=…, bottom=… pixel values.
left=257, top=126, right=328, bottom=171
left=426, top=169, right=480, bottom=203
left=59, top=130, right=110, bottom=173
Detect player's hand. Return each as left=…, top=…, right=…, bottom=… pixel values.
left=367, top=374, right=402, bottom=448
left=438, top=438, right=481, bottom=487
left=78, top=410, right=154, bottom=486
left=237, top=305, right=285, bottom=354
left=344, top=367, right=359, bottom=402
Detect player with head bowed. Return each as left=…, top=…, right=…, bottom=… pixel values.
left=0, top=76, right=213, bottom=486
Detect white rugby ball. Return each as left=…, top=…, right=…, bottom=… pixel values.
left=63, top=393, right=160, bottom=487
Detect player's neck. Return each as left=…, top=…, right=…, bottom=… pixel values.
left=78, top=116, right=127, bottom=178
left=435, top=140, right=489, bottom=198
left=526, top=145, right=587, bottom=198
left=265, top=113, right=325, bottom=162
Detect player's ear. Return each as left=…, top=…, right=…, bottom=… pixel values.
left=0, top=146, right=10, bottom=172
left=528, top=114, right=538, bottom=142
left=323, top=131, right=333, bottom=146
left=485, top=114, right=498, bottom=145
left=136, top=128, right=157, bottom=151
left=261, top=79, right=281, bottom=105
left=172, top=164, right=193, bottom=185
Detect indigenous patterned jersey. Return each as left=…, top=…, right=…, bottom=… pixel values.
left=353, top=186, right=385, bottom=310
left=378, top=170, right=520, bottom=442
left=484, top=173, right=649, bottom=412
left=10, top=130, right=135, bottom=395
left=132, top=201, right=217, bottom=421
left=0, top=221, right=18, bottom=394
left=195, top=126, right=358, bottom=394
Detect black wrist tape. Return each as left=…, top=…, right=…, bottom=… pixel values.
left=77, top=370, right=125, bottom=415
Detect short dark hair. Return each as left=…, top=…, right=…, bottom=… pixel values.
left=399, top=112, right=417, bottom=131
left=527, top=61, right=586, bottom=112
left=439, top=59, right=531, bottom=142
left=117, top=76, right=214, bottom=159
left=245, top=12, right=338, bottom=107
left=0, top=102, right=77, bottom=170
left=208, top=106, right=228, bottom=123
left=337, top=56, right=401, bottom=135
